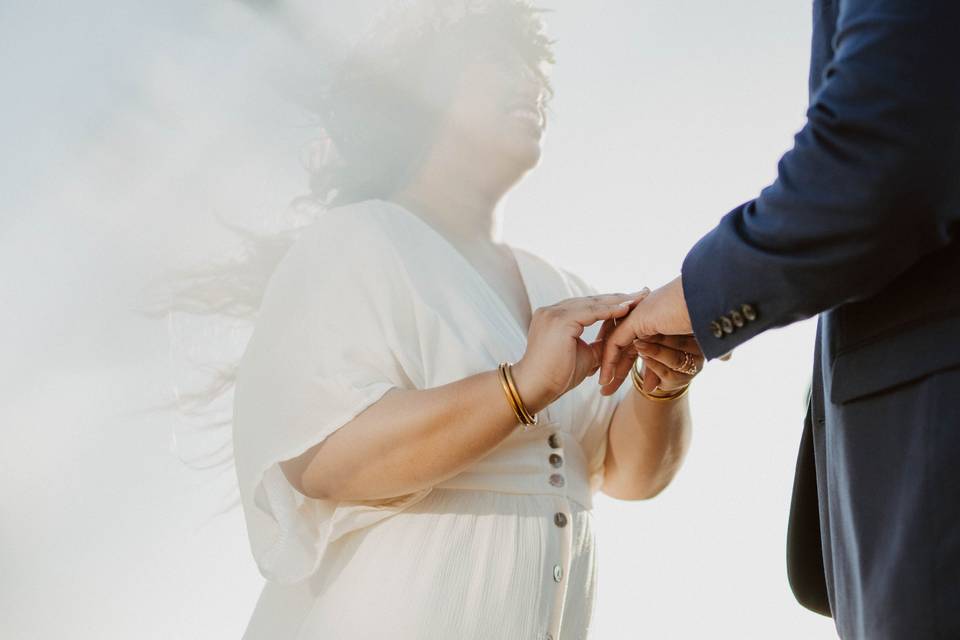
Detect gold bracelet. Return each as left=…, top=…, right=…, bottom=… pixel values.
left=504, top=363, right=539, bottom=425
left=498, top=362, right=539, bottom=426
left=631, top=360, right=689, bottom=402
left=497, top=363, right=524, bottom=424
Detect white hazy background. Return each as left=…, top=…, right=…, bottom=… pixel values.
left=1, top=1, right=834, bottom=638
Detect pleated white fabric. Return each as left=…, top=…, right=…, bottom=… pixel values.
left=232, top=198, right=629, bottom=639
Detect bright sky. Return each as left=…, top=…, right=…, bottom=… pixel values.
left=1, top=1, right=834, bottom=638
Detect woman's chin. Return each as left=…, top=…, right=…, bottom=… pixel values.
left=502, top=139, right=543, bottom=173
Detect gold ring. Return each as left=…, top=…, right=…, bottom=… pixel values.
left=677, top=351, right=699, bottom=376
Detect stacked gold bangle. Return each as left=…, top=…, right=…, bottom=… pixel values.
left=498, top=362, right=539, bottom=427
left=631, top=359, right=689, bottom=402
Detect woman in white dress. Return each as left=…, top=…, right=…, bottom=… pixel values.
left=232, top=2, right=704, bottom=638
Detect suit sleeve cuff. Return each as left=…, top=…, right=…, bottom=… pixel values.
left=681, top=225, right=767, bottom=360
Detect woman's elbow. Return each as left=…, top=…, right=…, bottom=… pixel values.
left=280, top=445, right=344, bottom=500
left=603, top=445, right=689, bottom=501
left=602, top=465, right=680, bottom=501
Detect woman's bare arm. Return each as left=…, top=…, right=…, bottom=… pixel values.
left=282, top=293, right=643, bottom=502
left=283, top=370, right=524, bottom=501
left=600, top=335, right=701, bottom=500
left=601, top=386, right=691, bottom=500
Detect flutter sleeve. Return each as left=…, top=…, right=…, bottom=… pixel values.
left=231, top=208, right=427, bottom=585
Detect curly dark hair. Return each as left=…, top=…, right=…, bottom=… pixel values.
left=309, top=0, right=555, bottom=205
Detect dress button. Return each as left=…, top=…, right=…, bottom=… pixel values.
left=554, top=512, right=568, bottom=528
left=548, top=433, right=562, bottom=449
left=720, top=316, right=734, bottom=334
left=553, top=564, right=563, bottom=582
left=742, top=304, right=758, bottom=321
left=549, top=453, right=563, bottom=468
left=549, top=474, right=565, bottom=488
left=729, top=309, right=745, bottom=328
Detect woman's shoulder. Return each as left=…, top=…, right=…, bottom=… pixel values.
left=262, top=200, right=410, bottom=309
left=287, top=199, right=409, bottom=270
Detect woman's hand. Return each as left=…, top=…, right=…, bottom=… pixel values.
left=632, top=334, right=705, bottom=394
left=512, top=290, right=650, bottom=413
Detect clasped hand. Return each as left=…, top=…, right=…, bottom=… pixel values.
left=512, top=276, right=705, bottom=411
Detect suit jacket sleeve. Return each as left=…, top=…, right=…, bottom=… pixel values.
left=682, top=0, right=960, bottom=360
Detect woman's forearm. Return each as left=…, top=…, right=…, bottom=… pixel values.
left=283, top=367, right=539, bottom=502
left=601, top=387, right=692, bottom=500
left=281, top=293, right=639, bottom=503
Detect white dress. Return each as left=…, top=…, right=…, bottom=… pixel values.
left=232, top=198, right=628, bottom=640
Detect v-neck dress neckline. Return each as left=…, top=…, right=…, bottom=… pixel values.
left=377, top=198, right=536, bottom=343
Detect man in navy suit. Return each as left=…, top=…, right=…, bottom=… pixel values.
left=598, top=1, right=960, bottom=638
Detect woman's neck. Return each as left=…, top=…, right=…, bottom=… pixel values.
left=391, top=188, right=499, bottom=248
left=390, top=149, right=517, bottom=248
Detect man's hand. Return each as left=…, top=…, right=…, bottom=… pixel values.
left=597, top=276, right=694, bottom=395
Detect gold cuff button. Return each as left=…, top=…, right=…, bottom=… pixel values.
left=720, top=316, right=734, bottom=334
left=710, top=321, right=724, bottom=339
left=730, top=310, right=745, bottom=328
left=742, top=304, right=757, bottom=321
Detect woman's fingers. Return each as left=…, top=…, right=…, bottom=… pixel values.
left=595, top=317, right=615, bottom=344
left=642, top=362, right=662, bottom=394
left=552, top=293, right=642, bottom=328
left=641, top=357, right=693, bottom=392
left=542, top=290, right=649, bottom=338
left=575, top=339, right=603, bottom=381
left=600, top=351, right=638, bottom=396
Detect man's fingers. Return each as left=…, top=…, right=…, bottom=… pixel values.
left=642, top=357, right=692, bottom=392
left=634, top=333, right=702, bottom=356
left=643, top=362, right=662, bottom=394
left=633, top=340, right=703, bottom=373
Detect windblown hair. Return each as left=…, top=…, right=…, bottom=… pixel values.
left=137, top=0, right=554, bottom=479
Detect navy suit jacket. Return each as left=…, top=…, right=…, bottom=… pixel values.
left=681, top=0, right=960, bottom=635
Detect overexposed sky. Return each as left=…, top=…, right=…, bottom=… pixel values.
left=1, top=1, right=833, bottom=638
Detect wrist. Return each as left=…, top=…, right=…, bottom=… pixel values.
left=510, top=359, right=553, bottom=415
